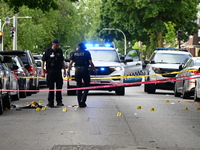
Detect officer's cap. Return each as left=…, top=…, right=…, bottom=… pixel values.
left=78, top=43, right=86, bottom=50
left=52, top=39, right=61, bottom=46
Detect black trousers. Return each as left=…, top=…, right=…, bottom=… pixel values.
left=47, top=70, right=63, bottom=105
left=75, top=67, right=90, bottom=105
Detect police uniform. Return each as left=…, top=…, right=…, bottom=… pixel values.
left=42, top=47, right=64, bottom=107
left=70, top=48, right=92, bottom=107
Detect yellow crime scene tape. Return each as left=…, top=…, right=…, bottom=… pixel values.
left=17, top=69, right=198, bottom=80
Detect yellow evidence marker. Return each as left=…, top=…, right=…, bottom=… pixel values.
left=166, top=100, right=170, bottom=103
left=150, top=108, right=155, bottom=111
left=184, top=107, right=189, bottom=110
left=117, top=112, right=122, bottom=116
left=62, top=108, right=68, bottom=112
left=137, top=106, right=142, bottom=109
left=36, top=107, right=41, bottom=111
left=196, top=107, right=200, bottom=111
left=41, top=107, right=46, bottom=110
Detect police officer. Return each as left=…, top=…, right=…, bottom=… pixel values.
left=41, top=39, right=66, bottom=108
left=67, top=43, right=96, bottom=108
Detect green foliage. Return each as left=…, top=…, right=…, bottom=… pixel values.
left=0, top=0, right=96, bottom=54
left=0, top=0, right=78, bottom=12
left=99, top=0, right=200, bottom=57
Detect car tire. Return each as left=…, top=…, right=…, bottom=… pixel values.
left=174, top=83, right=181, bottom=97
left=67, top=82, right=76, bottom=95
left=20, top=84, right=27, bottom=98
left=194, top=85, right=200, bottom=101
left=0, top=93, right=3, bottom=115
left=182, top=83, right=190, bottom=99
left=27, top=79, right=33, bottom=96
left=11, top=93, right=19, bottom=101
left=145, top=84, right=156, bottom=94
left=115, top=87, right=125, bottom=95
left=3, top=93, right=11, bottom=110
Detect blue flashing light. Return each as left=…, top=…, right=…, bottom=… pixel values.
left=105, top=44, right=111, bottom=47
left=85, top=44, right=93, bottom=47
left=94, top=44, right=99, bottom=47
left=100, top=67, right=105, bottom=71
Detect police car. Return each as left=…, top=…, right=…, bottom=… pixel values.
left=66, top=44, right=143, bottom=96
left=143, top=47, right=192, bottom=94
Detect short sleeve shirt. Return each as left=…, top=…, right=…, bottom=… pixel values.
left=70, top=49, right=91, bottom=67
left=42, top=48, right=64, bottom=71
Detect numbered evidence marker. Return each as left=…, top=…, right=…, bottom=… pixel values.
left=137, top=106, right=142, bottom=109
left=62, top=108, right=68, bottom=112
left=150, top=108, right=155, bottom=111
left=184, top=107, right=189, bottom=110
left=117, top=112, right=123, bottom=116
left=196, top=107, right=200, bottom=111
left=36, top=107, right=41, bottom=111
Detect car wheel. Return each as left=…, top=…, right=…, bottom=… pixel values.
left=3, top=93, right=11, bottom=110
left=20, top=84, right=27, bottom=98
left=115, top=87, right=125, bottom=95
left=67, top=82, right=76, bottom=95
left=194, top=85, right=200, bottom=101
left=145, top=84, right=156, bottom=94
left=27, top=79, right=33, bottom=96
left=11, top=93, right=19, bottom=101
left=174, top=83, right=181, bottom=97
left=0, top=93, right=3, bottom=115
left=182, top=83, right=190, bottom=99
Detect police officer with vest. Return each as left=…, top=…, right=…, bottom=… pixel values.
left=67, top=43, right=96, bottom=108
left=41, top=39, right=66, bottom=108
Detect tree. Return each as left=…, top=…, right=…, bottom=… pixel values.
left=0, top=0, right=78, bottom=12
left=99, top=0, right=200, bottom=52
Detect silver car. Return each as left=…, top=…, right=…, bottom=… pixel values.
left=174, top=57, right=200, bottom=99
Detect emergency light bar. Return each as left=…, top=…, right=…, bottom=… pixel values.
left=85, top=43, right=113, bottom=48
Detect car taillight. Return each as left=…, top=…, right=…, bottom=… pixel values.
left=191, top=70, right=200, bottom=75
left=28, top=65, right=35, bottom=74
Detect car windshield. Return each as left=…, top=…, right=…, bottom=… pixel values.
left=154, top=53, right=191, bottom=64
left=88, top=49, right=120, bottom=62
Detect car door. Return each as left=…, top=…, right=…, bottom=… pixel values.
left=176, top=59, right=193, bottom=92
left=123, top=49, right=143, bottom=83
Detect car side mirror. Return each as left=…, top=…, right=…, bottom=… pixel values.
left=144, top=60, right=149, bottom=64
left=179, top=64, right=183, bottom=70
left=125, top=57, right=133, bottom=62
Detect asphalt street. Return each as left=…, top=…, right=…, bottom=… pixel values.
left=0, top=84, right=200, bottom=150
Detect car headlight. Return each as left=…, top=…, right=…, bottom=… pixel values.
left=71, top=67, right=75, bottom=71
left=110, top=67, right=122, bottom=71
left=152, top=67, right=161, bottom=74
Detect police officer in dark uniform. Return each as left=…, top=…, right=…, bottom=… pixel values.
left=41, top=39, right=66, bottom=108
left=67, top=43, right=96, bottom=108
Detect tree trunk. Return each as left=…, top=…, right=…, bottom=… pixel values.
left=157, top=31, right=163, bottom=47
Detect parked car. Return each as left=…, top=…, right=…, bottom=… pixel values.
left=1, top=55, right=19, bottom=101
left=0, top=55, right=17, bottom=115
left=174, top=57, right=200, bottom=99
left=194, top=67, right=200, bottom=101
left=4, top=55, right=31, bottom=98
left=0, top=50, right=39, bottom=94
left=143, top=47, right=192, bottom=94
left=35, top=59, right=47, bottom=85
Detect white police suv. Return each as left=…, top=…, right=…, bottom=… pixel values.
left=143, top=47, right=192, bottom=94
left=67, top=44, right=143, bottom=96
